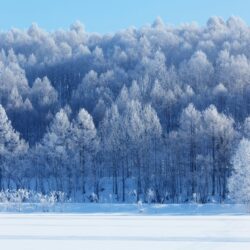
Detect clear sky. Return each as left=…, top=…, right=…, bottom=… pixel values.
left=0, top=0, right=249, bottom=33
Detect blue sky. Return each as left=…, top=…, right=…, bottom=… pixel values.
left=0, top=0, right=249, bottom=33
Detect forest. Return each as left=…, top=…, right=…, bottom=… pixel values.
left=0, top=16, right=250, bottom=203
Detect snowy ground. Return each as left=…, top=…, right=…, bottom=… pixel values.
left=0, top=202, right=248, bottom=214
left=0, top=214, right=250, bottom=250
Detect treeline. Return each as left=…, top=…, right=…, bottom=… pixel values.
left=0, top=17, right=250, bottom=203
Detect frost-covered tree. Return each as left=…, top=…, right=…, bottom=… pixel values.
left=100, top=104, right=123, bottom=199
left=38, top=108, right=71, bottom=191
left=228, top=138, right=250, bottom=205
left=178, top=103, right=202, bottom=198
left=0, top=105, right=28, bottom=188
left=202, top=105, right=235, bottom=199
left=30, top=77, right=58, bottom=108
left=123, top=100, right=162, bottom=201
left=71, top=108, right=98, bottom=195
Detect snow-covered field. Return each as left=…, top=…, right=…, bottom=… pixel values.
left=0, top=213, right=250, bottom=250
left=0, top=202, right=248, bottom=214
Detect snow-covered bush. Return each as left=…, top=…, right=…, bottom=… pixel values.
left=38, top=194, right=50, bottom=212
left=137, top=200, right=144, bottom=213
left=88, top=192, right=98, bottom=203
left=0, top=189, right=67, bottom=212
left=147, top=189, right=155, bottom=204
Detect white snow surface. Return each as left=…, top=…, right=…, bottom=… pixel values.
left=0, top=204, right=250, bottom=250
left=0, top=213, right=250, bottom=250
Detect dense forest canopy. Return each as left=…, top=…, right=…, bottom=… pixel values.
left=0, top=16, right=250, bottom=203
